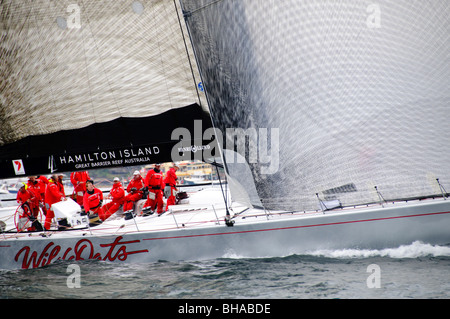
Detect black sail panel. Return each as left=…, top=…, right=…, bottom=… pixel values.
left=0, top=103, right=213, bottom=177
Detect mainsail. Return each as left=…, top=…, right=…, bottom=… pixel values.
left=181, top=0, right=450, bottom=211
left=0, top=0, right=212, bottom=178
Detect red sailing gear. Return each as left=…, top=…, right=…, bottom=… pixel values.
left=83, top=187, right=104, bottom=219
left=57, top=176, right=66, bottom=199
left=71, top=171, right=90, bottom=205
left=164, top=167, right=178, bottom=211
left=144, top=168, right=165, bottom=189
left=37, top=175, right=49, bottom=193
left=143, top=168, right=165, bottom=214
left=27, top=179, right=41, bottom=202
left=127, top=175, right=145, bottom=194
left=16, top=187, right=35, bottom=206
left=17, top=187, right=40, bottom=231
left=102, top=182, right=125, bottom=220
left=36, top=176, right=49, bottom=215
left=44, top=180, right=65, bottom=230
left=164, top=167, right=178, bottom=187
left=109, top=182, right=125, bottom=205
left=20, top=184, right=40, bottom=208
left=123, top=175, right=145, bottom=211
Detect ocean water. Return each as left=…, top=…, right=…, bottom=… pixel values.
left=2, top=192, right=449, bottom=300
left=1, top=241, right=449, bottom=300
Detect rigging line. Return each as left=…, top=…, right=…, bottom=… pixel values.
left=213, top=160, right=233, bottom=225
left=182, top=0, right=225, bottom=17
left=179, top=0, right=234, bottom=212
left=173, top=0, right=202, bottom=107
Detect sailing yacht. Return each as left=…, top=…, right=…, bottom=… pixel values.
left=0, top=0, right=449, bottom=269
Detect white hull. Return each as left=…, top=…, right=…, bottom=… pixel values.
left=1, top=188, right=450, bottom=270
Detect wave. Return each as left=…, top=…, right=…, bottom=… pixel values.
left=308, top=241, right=450, bottom=259
left=220, top=241, right=450, bottom=261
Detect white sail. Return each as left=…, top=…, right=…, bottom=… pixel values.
left=181, top=0, right=450, bottom=211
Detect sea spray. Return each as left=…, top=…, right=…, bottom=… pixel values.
left=307, top=241, right=450, bottom=259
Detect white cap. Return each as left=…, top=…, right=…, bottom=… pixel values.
left=133, top=170, right=140, bottom=175
left=113, top=177, right=120, bottom=182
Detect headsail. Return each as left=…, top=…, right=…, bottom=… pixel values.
left=181, top=0, right=450, bottom=211
left=0, top=0, right=212, bottom=178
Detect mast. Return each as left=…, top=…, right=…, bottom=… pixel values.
left=178, top=0, right=235, bottom=222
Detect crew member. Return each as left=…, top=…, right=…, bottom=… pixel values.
left=164, top=163, right=179, bottom=211
left=143, top=164, right=165, bottom=215
left=35, top=175, right=49, bottom=215
left=70, top=171, right=91, bottom=206
left=44, top=175, right=66, bottom=230
left=57, top=173, right=66, bottom=198
left=83, top=180, right=104, bottom=220
left=16, top=183, right=40, bottom=231
left=102, top=177, right=125, bottom=220
left=27, top=176, right=43, bottom=210
left=27, top=176, right=48, bottom=215
left=123, top=171, right=145, bottom=213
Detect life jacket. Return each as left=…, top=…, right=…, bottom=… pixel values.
left=45, top=181, right=64, bottom=208
left=71, top=171, right=90, bottom=192
left=164, top=168, right=178, bottom=187
left=127, top=176, right=144, bottom=194
left=36, top=176, right=49, bottom=195
left=83, top=188, right=103, bottom=211
left=27, top=180, right=42, bottom=202
left=110, top=182, right=125, bottom=205
left=146, top=169, right=164, bottom=189
left=17, top=188, right=36, bottom=207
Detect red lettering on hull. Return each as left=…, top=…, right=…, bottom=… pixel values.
left=14, top=236, right=148, bottom=269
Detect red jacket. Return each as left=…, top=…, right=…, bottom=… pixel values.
left=45, top=181, right=64, bottom=208
left=71, top=171, right=90, bottom=193
left=110, top=182, right=125, bottom=205
left=83, top=187, right=103, bottom=212
left=57, top=178, right=66, bottom=197
left=36, top=176, right=49, bottom=197
left=127, top=176, right=145, bottom=194
left=27, top=180, right=42, bottom=202
left=17, top=188, right=38, bottom=207
left=145, top=169, right=165, bottom=190
left=164, top=168, right=178, bottom=187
